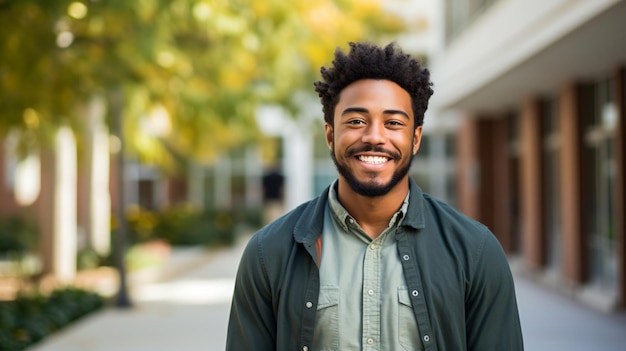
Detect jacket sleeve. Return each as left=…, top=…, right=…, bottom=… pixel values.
left=226, top=234, right=277, bottom=350
left=465, top=231, right=524, bottom=350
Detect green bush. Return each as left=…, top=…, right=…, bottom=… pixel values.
left=181, top=209, right=236, bottom=246
left=123, top=205, right=262, bottom=247
left=0, top=287, right=105, bottom=351
left=0, top=217, right=37, bottom=255
left=76, top=247, right=106, bottom=271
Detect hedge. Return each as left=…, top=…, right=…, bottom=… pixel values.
left=0, top=287, right=105, bottom=351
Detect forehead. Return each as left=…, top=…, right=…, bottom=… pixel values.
left=336, top=79, right=412, bottom=113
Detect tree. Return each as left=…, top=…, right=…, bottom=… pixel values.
left=0, top=0, right=406, bottom=288
left=1, top=0, right=405, bottom=168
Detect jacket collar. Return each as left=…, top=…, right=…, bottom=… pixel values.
left=292, top=177, right=426, bottom=244
left=293, top=186, right=330, bottom=245
left=404, top=178, right=426, bottom=230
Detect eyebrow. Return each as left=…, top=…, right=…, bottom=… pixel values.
left=341, top=107, right=410, bottom=119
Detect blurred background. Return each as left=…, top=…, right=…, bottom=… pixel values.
left=1, top=0, right=625, bottom=350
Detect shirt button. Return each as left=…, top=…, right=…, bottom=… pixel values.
left=368, top=289, right=374, bottom=296
left=370, top=244, right=378, bottom=250
left=305, top=301, right=313, bottom=308
left=412, top=290, right=419, bottom=297
left=367, top=338, right=374, bottom=345
left=423, top=335, right=430, bottom=342
left=303, top=346, right=309, bottom=351
left=403, top=254, right=410, bottom=260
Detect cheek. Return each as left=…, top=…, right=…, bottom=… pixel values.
left=394, top=132, right=416, bottom=151
left=333, top=130, right=355, bottom=148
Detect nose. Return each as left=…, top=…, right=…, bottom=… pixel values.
left=361, top=121, right=387, bottom=145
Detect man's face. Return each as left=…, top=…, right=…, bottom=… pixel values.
left=325, top=79, right=422, bottom=197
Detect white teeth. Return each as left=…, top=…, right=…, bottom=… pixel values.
left=358, top=155, right=388, bottom=164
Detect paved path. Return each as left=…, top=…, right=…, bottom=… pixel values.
left=28, top=236, right=626, bottom=351
left=515, top=275, right=626, bottom=351
left=28, top=239, right=244, bottom=351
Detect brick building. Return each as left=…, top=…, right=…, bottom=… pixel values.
left=431, top=0, right=626, bottom=311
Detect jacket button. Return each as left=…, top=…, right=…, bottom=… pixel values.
left=423, top=334, right=430, bottom=342
left=303, top=346, right=309, bottom=351
left=306, top=301, right=313, bottom=308
left=403, top=254, right=410, bottom=261
left=412, top=290, right=419, bottom=297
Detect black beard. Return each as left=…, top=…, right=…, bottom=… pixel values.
left=330, top=144, right=413, bottom=197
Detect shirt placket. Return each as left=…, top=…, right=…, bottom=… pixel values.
left=362, top=235, right=383, bottom=350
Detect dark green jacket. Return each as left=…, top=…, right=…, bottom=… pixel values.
left=227, top=179, right=524, bottom=350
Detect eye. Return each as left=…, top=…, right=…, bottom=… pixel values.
left=346, top=119, right=365, bottom=125
left=386, top=120, right=405, bottom=127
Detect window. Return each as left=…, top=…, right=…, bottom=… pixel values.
left=583, top=77, right=618, bottom=292
left=445, top=133, right=456, bottom=158
left=138, top=179, right=155, bottom=210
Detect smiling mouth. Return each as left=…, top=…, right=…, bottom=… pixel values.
left=357, top=155, right=390, bottom=164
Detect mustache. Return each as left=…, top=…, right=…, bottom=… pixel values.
left=346, top=145, right=401, bottom=160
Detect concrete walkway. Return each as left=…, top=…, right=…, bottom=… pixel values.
left=27, top=239, right=245, bottom=351
left=515, top=275, right=626, bottom=351
left=28, top=235, right=626, bottom=351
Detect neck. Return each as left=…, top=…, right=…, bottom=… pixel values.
left=336, top=177, right=409, bottom=239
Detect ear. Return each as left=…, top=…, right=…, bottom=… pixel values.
left=324, top=123, right=334, bottom=150
left=412, top=126, right=423, bottom=155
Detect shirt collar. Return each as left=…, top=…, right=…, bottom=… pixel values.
left=327, top=179, right=410, bottom=232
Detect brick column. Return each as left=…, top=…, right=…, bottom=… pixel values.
left=456, top=117, right=480, bottom=220
left=520, top=97, right=545, bottom=270
left=559, top=82, right=587, bottom=285
left=476, top=118, right=495, bottom=231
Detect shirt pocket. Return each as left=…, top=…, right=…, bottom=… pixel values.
left=398, top=286, right=421, bottom=350
left=315, top=285, right=340, bottom=351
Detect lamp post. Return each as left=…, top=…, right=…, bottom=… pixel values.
left=111, top=86, right=132, bottom=308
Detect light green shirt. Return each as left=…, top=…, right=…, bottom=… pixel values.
left=314, top=181, right=422, bottom=351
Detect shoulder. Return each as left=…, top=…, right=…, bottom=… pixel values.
left=418, top=192, right=506, bottom=271
left=247, top=192, right=327, bottom=254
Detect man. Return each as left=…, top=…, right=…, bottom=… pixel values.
left=227, top=42, right=524, bottom=350
left=261, top=165, right=285, bottom=225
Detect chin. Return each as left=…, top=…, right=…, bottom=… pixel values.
left=347, top=179, right=396, bottom=197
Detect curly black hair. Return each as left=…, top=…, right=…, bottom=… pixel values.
left=313, top=42, right=433, bottom=129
